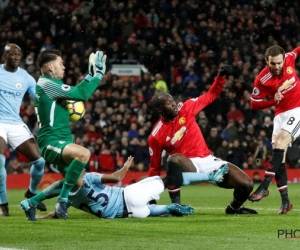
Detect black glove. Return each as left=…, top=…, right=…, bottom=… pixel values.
left=218, top=65, right=232, bottom=77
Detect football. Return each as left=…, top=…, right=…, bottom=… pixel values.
left=66, top=100, right=85, bottom=121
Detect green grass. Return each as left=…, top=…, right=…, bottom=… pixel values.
left=1, top=184, right=300, bottom=250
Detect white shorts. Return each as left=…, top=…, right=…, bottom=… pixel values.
left=123, top=176, right=164, bottom=218
left=0, top=123, right=34, bottom=149
left=273, top=107, right=300, bottom=142
left=189, top=155, right=228, bottom=173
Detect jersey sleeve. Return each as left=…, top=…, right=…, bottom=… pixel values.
left=148, top=135, right=163, bottom=177
left=27, top=73, right=37, bottom=99
left=291, top=46, right=300, bottom=57
left=39, top=77, right=101, bottom=101
left=84, top=172, right=104, bottom=185
left=184, top=75, right=226, bottom=115
left=250, top=77, right=275, bottom=110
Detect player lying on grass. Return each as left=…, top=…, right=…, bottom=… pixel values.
left=21, top=156, right=228, bottom=221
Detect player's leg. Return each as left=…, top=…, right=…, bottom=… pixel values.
left=220, top=163, right=257, bottom=214
left=56, top=143, right=90, bottom=219
left=249, top=111, right=297, bottom=201
left=20, top=180, right=63, bottom=221
left=124, top=176, right=194, bottom=217
left=275, top=162, right=292, bottom=214
left=166, top=154, right=229, bottom=204
left=16, top=135, right=47, bottom=211
left=0, top=132, right=9, bottom=216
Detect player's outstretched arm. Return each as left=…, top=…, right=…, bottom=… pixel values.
left=101, top=156, right=134, bottom=183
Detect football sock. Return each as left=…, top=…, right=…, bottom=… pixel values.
left=230, top=188, right=250, bottom=210
left=148, top=204, right=168, bottom=216
left=275, top=163, right=289, bottom=203
left=29, top=180, right=63, bottom=207
left=59, top=159, right=86, bottom=201
left=29, top=157, right=45, bottom=194
left=166, top=162, right=183, bottom=204
left=261, top=149, right=284, bottom=189
left=182, top=172, right=210, bottom=185
left=0, top=154, right=7, bottom=204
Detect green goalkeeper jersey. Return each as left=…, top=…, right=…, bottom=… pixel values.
left=34, top=76, right=100, bottom=147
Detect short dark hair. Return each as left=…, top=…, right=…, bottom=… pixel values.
left=37, top=49, right=62, bottom=68
left=151, top=93, right=167, bottom=110
left=265, top=45, right=285, bottom=58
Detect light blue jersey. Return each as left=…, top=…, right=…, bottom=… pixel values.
left=68, top=173, right=125, bottom=218
left=0, top=64, right=36, bottom=124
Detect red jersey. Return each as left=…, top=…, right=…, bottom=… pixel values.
left=148, top=75, right=226, bottom=176
left=251, top=46, right=300, bottom=116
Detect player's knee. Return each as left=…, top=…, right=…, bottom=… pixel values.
left=76, top=148, right=91, bottom=163
left=243, top=177, right=254, bottom=192
left=167, top=153, right=182, bottom=164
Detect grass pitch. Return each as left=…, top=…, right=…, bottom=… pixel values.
left=1, top=183, right=300, bottom=250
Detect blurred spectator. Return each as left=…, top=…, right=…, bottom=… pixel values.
left=253, top=137, right=268, bottom=169
left=206, top=128, right=223, bottom=155
left=154, top=73, right=168, bottom=93
left=215, top=140, right=229, bottom=160
left=227, top=139, right=246, bottom=169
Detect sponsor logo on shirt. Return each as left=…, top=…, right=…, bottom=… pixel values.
left=278, top=77, right=295, bottom=92
left=171, top=126, right=187, bottom=145
left=179, top=117, right=186, bottom=125
left=286, top=66, right=293, bottom=74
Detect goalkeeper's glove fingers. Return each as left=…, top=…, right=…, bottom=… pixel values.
left=93, top=51, right=107, bottom=78
left=218, top=65, right=232, bottom=77
left=85, top=52, right=95, bottom=81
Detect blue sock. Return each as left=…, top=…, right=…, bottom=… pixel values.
left=0, top=154, right=7, bottom=204
left=29, top=157, right=45, bottom=194
left=148, top=204, right=169, bottom=216
left=182, top=172, right=209, bottom=186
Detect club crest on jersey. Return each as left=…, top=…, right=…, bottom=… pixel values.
left=252, top=87, right=260, bottom=95
left=61, top=84, right=71, bottom=91
left=286, top=66, right=293, bottom=74
left=179, top=117, right=186, bottom=125
left=15, top=82, right=22, bottom=89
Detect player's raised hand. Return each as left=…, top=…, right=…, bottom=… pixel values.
left=124, top=156, right=134, bottom=171
left=85, top=52, right=95, bottom=81
left=93, top=51, right=107, bottom=77
left=88, top=52, right=95, bottom=76
left=218, top=65, right=232, bottom=77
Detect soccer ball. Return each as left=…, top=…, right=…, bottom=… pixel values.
left=66, top=100, right=85, bottom=122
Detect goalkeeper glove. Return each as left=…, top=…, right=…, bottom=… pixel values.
left=218, top=65, right=232, bottom=77
left=85, top=52, right=95, bottom=82
left=93, top=51, right=107, bottom=79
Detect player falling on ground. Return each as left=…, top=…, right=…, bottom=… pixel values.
left=248, top=45, right=300, bottom=214
left=20, top=49, right=106, bottom=219
left=20, top=156, right=227, bottom=221
left=0, top=43, right=47, bottom=216
left=148, top=65, right=257, bottom=215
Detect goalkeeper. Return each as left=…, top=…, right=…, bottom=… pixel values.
left=20, top=49, right=106, bottom=220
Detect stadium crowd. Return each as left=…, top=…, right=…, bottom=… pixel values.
left=1, top=0, right=300, bottom=173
